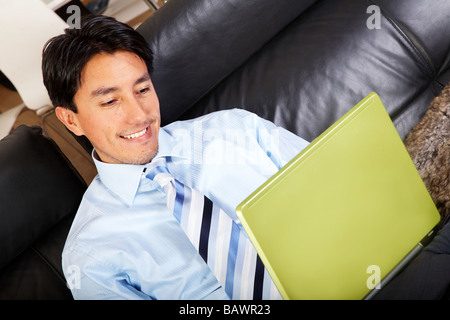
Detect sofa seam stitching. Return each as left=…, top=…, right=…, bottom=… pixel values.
left=367, top=0, right=441, bottom=88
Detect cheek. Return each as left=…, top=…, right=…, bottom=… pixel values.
left=79, top=114, right=117, bottom=145
left=146, top=91, right=160, bottom=111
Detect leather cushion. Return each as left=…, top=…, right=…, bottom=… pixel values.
left=138, top=0, right=449, bottom=143
left=0, top=214, right=74, bottom=299
left=0, top=125, right=86, bottom=270
left=180, top=0, right=449, bottom=141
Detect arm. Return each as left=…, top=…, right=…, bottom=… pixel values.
left=63, top=241, right=229, bottom=300
left=62, top=186, right=230, bottom=300
left=165, top=109, right=309, bottom=219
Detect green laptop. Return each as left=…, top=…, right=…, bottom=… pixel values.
left=236, top=93, right=440, bottom=300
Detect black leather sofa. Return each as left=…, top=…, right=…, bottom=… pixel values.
left=0, top=0, right=449, bottom=299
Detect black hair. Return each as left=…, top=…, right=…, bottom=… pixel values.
left=42, top=15, right=153, bottom=113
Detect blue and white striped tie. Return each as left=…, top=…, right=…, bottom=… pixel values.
left=146, top=158, right=281, bottom=300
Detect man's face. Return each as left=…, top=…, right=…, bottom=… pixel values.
left=56, top=50, right=160, bottom=164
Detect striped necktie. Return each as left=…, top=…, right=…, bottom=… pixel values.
left=146, top=158, right=281, bottom=300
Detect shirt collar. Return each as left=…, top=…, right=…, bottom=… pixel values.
left=93, top=128, right=188, bottom=206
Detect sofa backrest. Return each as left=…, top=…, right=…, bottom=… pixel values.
left=138, top=0, right=450, bottom=141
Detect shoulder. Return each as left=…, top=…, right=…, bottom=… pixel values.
left=61, top=180, right=133, bottom=296
left=163, top=109, right=261, bottom=132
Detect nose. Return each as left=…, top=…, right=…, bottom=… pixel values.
left=123, top=96, right=148, bottom=124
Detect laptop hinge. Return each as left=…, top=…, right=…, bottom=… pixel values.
left=363, top=225, right=439, bottom=300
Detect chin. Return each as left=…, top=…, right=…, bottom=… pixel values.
left=121, top=151, right=158, bottom=165
left=95, top=146, right=158, bottom=165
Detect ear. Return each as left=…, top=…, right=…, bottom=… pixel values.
left=55, top=106, right=85, bottom=136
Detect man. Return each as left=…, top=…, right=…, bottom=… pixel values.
left=42, top=15, right=309, bottom=299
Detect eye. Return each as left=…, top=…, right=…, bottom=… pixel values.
left=101, top=99, right=117, bottom=107
left=138, top=87, right=151, bottom=95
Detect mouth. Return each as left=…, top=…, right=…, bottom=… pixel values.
left=120, top=126, right=149, bottom=140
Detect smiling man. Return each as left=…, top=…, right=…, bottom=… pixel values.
left=42, top=15, right=309, bottom=300
left=56, top=50, right=160, bottom=165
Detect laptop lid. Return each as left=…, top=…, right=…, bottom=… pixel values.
left=236, top=93, right=440, bottom=300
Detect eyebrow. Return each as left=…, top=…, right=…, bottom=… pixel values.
left=134, top=73, right=151, bottom=86
left=90, top=73, right=151, bottom=98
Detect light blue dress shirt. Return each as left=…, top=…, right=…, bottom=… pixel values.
left=62, top=109, right=309, bottom=300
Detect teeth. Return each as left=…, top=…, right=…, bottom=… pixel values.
left=122, top=128, right=147, bottom=139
